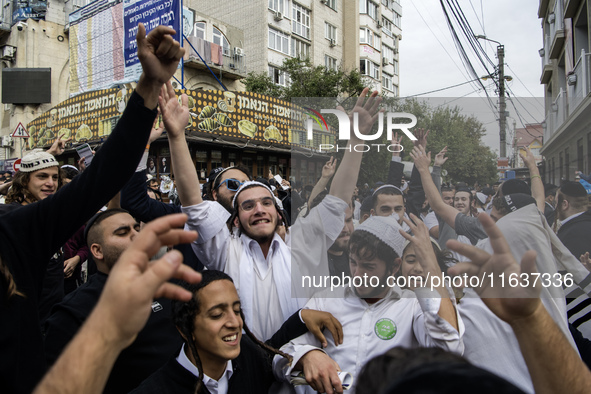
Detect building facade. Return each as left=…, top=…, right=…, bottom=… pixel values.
left=192, top=0, right=402, bottom=96
left=539, top=0, right=591, bottom=185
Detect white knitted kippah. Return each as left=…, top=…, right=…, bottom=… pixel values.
left=372, top=184, right=403, bottom=196
left=355, top=215, right=406, bottom=257
left=20, top=149, right=58, bottom=173
left=231, top=180, right=274, bottom=207
left=476, top=192, right=487, bottom=205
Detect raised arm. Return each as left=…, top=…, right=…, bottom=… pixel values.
left=411, top=145, right=459, bottom=229
left=159, top=81, right=202, bottom=207
left=308, top=156, right=337, bottom=206
left=329, top=89, right=381, bottom=203
left=447, top=213, right=591, bottom=394
left=519, top=147, right=545, bottom=212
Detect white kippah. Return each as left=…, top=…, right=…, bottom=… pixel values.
left=372, top=184, right=403, bottom=196
left=231, top=180, right=274, bottom=207
left=20, top=149, right=59, bottom=173
left=355, top=215, right=406, bottom=257
left=476, top=192, right=487, bottom=205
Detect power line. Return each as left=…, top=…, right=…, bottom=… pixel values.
left=405, top=78, right=481, bottom=97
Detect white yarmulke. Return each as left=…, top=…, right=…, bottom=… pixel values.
left=231, top=180, right=274, bottom=207
left=476, top=192, right=487, bottom=205
left=355, top=215, right=406, bottom=257
left=20, top=149, right=59, bottom=173
left=372, top=184, right=403, bottom=197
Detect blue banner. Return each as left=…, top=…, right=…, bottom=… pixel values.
left=579, top=179, right=591, bottom=195
left=123, top=0, right=180, bottom=81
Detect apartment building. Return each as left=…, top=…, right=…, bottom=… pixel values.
left=539, top=0, right=591, bottom=184
left=192, top=0, right=402, bottom=96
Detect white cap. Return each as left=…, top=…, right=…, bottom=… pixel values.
left=231, top=180, right=274, bottom=207
left=19, top=149, right=58, bottom=173
left=355, top=215, right=406, bottom=257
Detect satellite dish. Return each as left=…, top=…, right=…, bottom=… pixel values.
left=441, top=169, right=448, bottom=177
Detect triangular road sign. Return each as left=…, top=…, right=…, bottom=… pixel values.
left=11, top=122, right=29, bottom=138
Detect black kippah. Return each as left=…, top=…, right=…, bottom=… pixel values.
left=500, top=179, right=531, bottom=196
left=560, top=181, right=587, bottom=198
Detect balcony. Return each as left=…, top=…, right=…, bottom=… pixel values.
left=567, top=49, right=591, bottom=114
left=549, top=1, right=565, bottom=59
left=538, top=0, right=550, bottom=18
left=540, top=36, right=553, bottom=84
left=564, top=0, right=584, bottom=18
left=544, top=88, right=567, bottom=142
left=183, top=38, right=247, bottom=80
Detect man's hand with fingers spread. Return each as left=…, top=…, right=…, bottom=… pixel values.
left=447, top=213, right=541, bottom=325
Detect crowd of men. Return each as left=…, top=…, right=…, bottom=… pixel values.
left=1, top=24, right=591, bottom=394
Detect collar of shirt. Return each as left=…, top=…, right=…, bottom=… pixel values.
left=176, top=344, right=233, bottom=394
left=241, top=232, right=284, bottom=278
left=343, top=282, right=404, bottom=305
left=561, top=211, right=585, bottom=226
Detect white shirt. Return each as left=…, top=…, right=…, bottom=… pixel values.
left=182, top=195, right=348, bottom=340
left=273, top=286, right=463, bottom=393
left=176, top=344, right=233, bottom=394
left=560, top=210, right=585, bottom=226
left=421, top=211, right=438, bottom=231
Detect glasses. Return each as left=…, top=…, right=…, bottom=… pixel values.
left=239, top=197, right=275, bottom=212
left=216, top=178, right=244, bottom=191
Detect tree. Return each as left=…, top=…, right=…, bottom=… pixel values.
left=242, top=57, right=369, bottom=100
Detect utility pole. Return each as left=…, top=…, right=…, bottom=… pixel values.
left=498, top=44, right=506, bottom=158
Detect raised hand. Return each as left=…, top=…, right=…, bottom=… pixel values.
left=519, top=146, right=536, bottom=169
left=447, top=213, right=541, bottom=324
left=410, top=144, right=431, bottom=172
left=434, top=146, right=448, bottom=167
left=158, top=81, right=189, bottom=140
left=391, top=132, right=402, bottom=157
left=321, top=156, right=337, bottom=179
left=413, top=128, right=430, bottom=148
left=47, top=135, right=72, bottom=156
left=148, top=109, right=165, bottom=144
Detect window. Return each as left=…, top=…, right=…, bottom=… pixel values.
left=194, top=22, right=205, bottom=39
left=268, top=27, right=290, bottom=54
left=392, top=84, right=399, bottom=96
left=291, top=38, right=310, bottom=58
left=381, top=17, right=394, bottom=37
left=325, top=55, right=338, bottom=71
left=292, top=3, right=310, bottom=39
left=325, top=22, right=337, bottom=41
left=565, top=147, right=570, bottom=181
left=268, top=0, right=285, bottom=13
left=393, top=11, right=401, bottom=28
left=393, top=59, right=399, bottom=75
left=269, top=65, right=288, bottom=86
left=382, top=73, right=393, bottom=91
left=578, top=139, right=584, bottom=171
left=213, top=27, right=230, bottom=56
left=360, top=59, right=380, bottom=80
left=360, top=27, right=380, bottom=48
left=588, top=132, right=591, bottom=173
left=324, top=0, right=337, bottom=11
left=360, top=0, right=378, bottom=20
left=382, top=45, right=394, bottom=62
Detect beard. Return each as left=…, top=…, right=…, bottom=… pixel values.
left=217, top=194, right=235, bottom=214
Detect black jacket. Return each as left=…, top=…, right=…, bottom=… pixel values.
left=0, top=92, right=156, bottom=394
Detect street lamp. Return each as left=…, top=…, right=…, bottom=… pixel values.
left=475, top=34, right=508, bottom=158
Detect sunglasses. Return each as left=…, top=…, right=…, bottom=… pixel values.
left=216, top=178, right=244, bottom=191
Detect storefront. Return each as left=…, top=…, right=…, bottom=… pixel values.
left=27, top=87, right=334, bottom=187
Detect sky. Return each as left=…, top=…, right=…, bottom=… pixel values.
left=399, top=0, right=546, bottom=155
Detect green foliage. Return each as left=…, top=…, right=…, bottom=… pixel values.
left=242, top=57, right=368, bottom=100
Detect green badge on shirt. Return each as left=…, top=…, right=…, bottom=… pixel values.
left=374, top=318, right=397, bottom=340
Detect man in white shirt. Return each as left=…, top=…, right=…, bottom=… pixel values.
left=274, top=215, right=462, bottom=394
left=161, top=84, right=382, bottom=340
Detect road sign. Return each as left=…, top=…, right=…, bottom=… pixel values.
left=11, top=122, right=29, bottom=138
left=13, top=158, right=21, bottom=172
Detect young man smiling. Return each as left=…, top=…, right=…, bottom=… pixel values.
left=162, top=81, right=382, bottom=341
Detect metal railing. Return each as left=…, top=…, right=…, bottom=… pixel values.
left=545, top=88, right=567, bottom=141
left=549, top=0, right=564, bottom=39
left=541, top=35, right=551, bottom=69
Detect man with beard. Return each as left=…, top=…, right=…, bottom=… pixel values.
left=327, top=204, right=354, bottom=277
left=273, top=216, right=461, bottom=394
left=556, top=181, right=591, bottom=260
left=164, top=82, right=381, bottom=341
left=43, top=209, right=185, bottom=394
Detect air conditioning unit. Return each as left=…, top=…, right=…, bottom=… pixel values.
left=234, top=47, right=244, bottom=56
left=0, top=45, right=16, bottom=60
left=382, top=57, right=389, bottom=66
left=321, top=0, right=328, bottom=4
left=393, top=48, right=399, bottom=54
left=274, top=11, right=283, bottom=21
left=1, top=135, right=13, bottom=147
left=329, top=38, right=336, bottom=47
